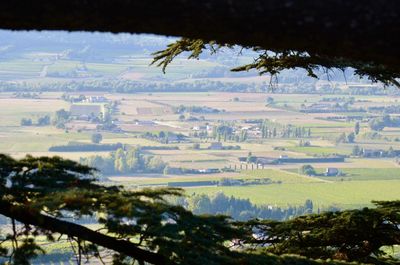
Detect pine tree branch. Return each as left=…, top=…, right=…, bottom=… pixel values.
left=0, top=0, right=399, bottom=72
left=0, top=201, right=171, bottom=265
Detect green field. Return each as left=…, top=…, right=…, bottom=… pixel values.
left=242, top=169, right=322, bottom=183
left=183, top=167, right=400, bottom=209
left=316, top=168, right=400, bottom=181
left=110, top=167, right=400, bottom=210
left=186, top=180, right=400, bottom=209
left=286, top=145, right=351, bottom=156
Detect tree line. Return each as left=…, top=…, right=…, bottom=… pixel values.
left=20, top=115, right=51, bottom=126
left=142, top=131, right=187, bottom=144
left=182, top=192, right=325, bottom=221
left=260, top=121, right=311, bottom=139
left=2, top=79, right=399, bottom=95
left=49, top=142, right=123, bottom=152
left=174, top=104, right=223, bottom=114
left=369, top=115, right=400, bottom=131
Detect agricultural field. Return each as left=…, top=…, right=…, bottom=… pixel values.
left=1, top=91, right=400, bottom=212
left=112, top=167, right=400, bottom=210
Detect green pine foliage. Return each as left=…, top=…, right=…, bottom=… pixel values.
left=152, top=38, right=400, bottom=87
left=0, top=154, right=399, bottom=265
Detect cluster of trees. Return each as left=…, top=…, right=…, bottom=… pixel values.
left=20, top=118, right=33, bottom=126
left=142, top=131, right=187, bottom=143
left=20, top=115, right=51, bottom=126
left=209, top=123, right=251, bottom=142
left=218, top=178, right=277, bottom=187
left=53, top=108, right=71, bottom=128
left=20, top=109, right=69, bottom=128
left=265, top=96, right=274, bottom=104
left=354, top=121, right=360, bottom=135
left=91, top=133, right=103, bottom=144
left=96, top=102, right=119, bottom=131
left=301, top=103, right=365, bottom=114
left=49, top=142, right=123, bottom=152
left=333, top=122, right=359, bottom=144
left=36, top=115, right=50, bottom=126
left=178, top=114, right=206, bottom=122
left=61, top=93, right=87, bottom=103
left=369, top=115, right=400, bottom=131
left=368, top=105, right=400, bottom=114
left=298, top=140, right=311, bottom=147
left=336, top=132, right=356, bottom=144
left=352, top=145, right=399, bottom=158
left=211, top=123, right=237, bottom=141
left=13, top=92, right=40, bottom=98
left=300, top=165, right=317, bottom=176
left=47, top=67, right=95, bottom=78
left=184, top=192, right=316, bottom=221
left=191, top=129, right=210, bottom=139
left=191, top=143, right=201, bottom=150
left=211, top=144, right=241, bottom=150
left=321, top=97, right=355, bottom=103
left=80, top=147, right=167, bottom=175
left=260, top=120, right=311, bottom=139
left=164, top=167, right=199, bottom=175
left=174, top=104, right=223, bottom=114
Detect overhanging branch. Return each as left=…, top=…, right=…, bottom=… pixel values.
left=0, top=201, right=170, bottom=265
left=0, top=0, right=399, bottom=72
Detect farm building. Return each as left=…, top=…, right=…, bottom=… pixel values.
left=192, top=126, right=205, bottom=131
left=87, top=96, right=108, bottom=103
left=209, top=142, right=223, bottom=150
left=362, top=149, right=385, bottom=157
left=135, top=120, right=156, bottom=126
left=256, top=157, right=276, bottom=165
left=325, top=168, right=340, bottom=176
left=198, top=168, right=220, bottom=174
left=70, top=104, right=104, bottom=119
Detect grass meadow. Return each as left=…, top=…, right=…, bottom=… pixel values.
left=186, top=180, right=400, bottom=209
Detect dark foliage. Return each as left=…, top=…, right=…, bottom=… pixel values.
left=153, top=38, right=400, bottom=87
